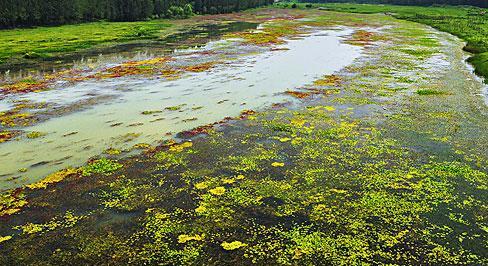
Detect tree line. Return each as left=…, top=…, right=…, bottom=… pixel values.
left=298, top=0, right=488, bottom=8
left=0, top=0, right=274, bottom=28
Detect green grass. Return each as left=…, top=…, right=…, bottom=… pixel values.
left=0, top=20, right=174, bottom=66
left=279, top=2, right=488, bottom=82
left=416, top=89, right=448, bottom=95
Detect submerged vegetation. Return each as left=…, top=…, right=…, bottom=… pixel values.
left=0, top=7, right=487, bottom=265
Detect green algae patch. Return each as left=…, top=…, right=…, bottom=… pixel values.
left=81, top=158, right=123, bottom=176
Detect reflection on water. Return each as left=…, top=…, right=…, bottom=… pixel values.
left=0, top=28, right=362, bottom=191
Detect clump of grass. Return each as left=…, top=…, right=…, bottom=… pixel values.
left=468, top=52, right=488, bottom=81
left=416, top=89, right=447, bottom=95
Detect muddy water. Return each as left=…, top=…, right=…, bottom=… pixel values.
left=0, top=28, right=362, bottom=190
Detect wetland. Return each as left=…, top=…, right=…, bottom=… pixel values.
left=0, top=6, right=487, bottom=266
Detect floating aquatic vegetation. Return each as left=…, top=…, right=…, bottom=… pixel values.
left=161, top=68, right=182, bottom=79
left=26, top=131, right=46, bottom=139
left=98, top=178, right=153, bottom=211
left=345, top=30, right=377, bottom=46
left=178, top=234, right=204, bottom=244
left=0, top=189, right=28, bottom=217
left=209, top=187, right=226, bottom=196
left=271, top=162, right=285, bottom=167
left=182, top=117, right=198, bottom=123
left=240, top=110, right=256, bottom=117
left=195, top=182, right=209, bottom=190
left=113, top=132, right=141, bottom=143
left=110, top=123, right=123, bottom=127
left=313, top=74, right=342, bottom=87
left=0, top=130, right=16, bottom=143
left=94, top=65, right=154, bottom=79
left=168, top=141, right=193, bottom=153
left=0, top=78, right=49, bottom=94
left=324, top=106, right=336, bottom=112
left=225, top=20, right=302, bottom=46
left=154, top=151, right=186, bottom=169
left=132, top=143, right=151, bottom=150
left=183, top=62, right=218, bottom=72
left=104, top=148, right=122, bottom=155
left=285, top=90, right=311, bottom=99
left=63, top=131, right=79, bottom=137
left=0, top=235, right=12, bottom=244
left=141, top=110, right=163, bottom=115
left=123, top=57, right=172, bottom=67
left=165, top=104, right=186, bottom=111
left=27, top=168, right=79, bottom=189
left=221, top=241, right=247, bottom=251
left=14, top=211, right=86, bottom=235
left=82, top=158, right=123, bottom=176
left=179, top=124, right=215, bottom=138
left=0, top=100, right=47, bottom=129
left=178, top=110, right=255, bottom=138
left=0, top=112, right=33, bottom=127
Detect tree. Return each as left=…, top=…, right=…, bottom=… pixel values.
left=0, top=0, right=276, bottom=28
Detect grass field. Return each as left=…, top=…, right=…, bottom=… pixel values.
left=278, top=2, right=488, bottom=82
left=0, top=20, right=175, bottom=67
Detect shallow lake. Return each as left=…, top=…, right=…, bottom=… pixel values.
left=0, top=27, right=362, bottom=190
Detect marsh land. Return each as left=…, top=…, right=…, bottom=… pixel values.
left=0, top=4, right=487, bottom=265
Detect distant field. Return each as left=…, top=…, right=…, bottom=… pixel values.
left=281, top=3, right=488, bottom=82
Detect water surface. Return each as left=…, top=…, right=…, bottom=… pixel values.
left=0, top=28, right=362, bottom=190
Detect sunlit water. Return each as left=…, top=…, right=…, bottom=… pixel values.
left=0, top=28, right=362, bottom=190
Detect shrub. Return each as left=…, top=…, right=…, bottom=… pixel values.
left=167, top=6, right=184, bottom=18
left=183, top=4, right=193, bottom=18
